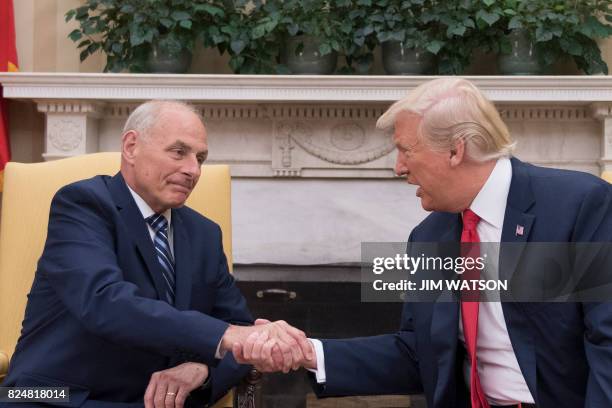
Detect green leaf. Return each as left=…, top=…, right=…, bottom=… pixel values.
left=287, top=23, right=299, bottom=36
left=77, top=39, right=91, bottom=49
left=80, top=49, right=90, bottom=62
left=171, top=11, right=191, bottom=21
left=194, top=4, right=224, bottom=17
left=391, top=29, right=405, bottom=42
left=87, top=42, right=100, bottom=55
left=426, top=40, right=443, bottom=55
left=75, top=6, right=89, bottom=19
left=144, top=29, right=156, bottom=43
left=160, top=18, right=174, bottom=29
left=65, top=9, right=76, bottom=22
left=463, top=18, right=475, bottom=29
left=264, top=20, right=278, bottom=33
left=319, top=43, right=332, bottom=56
left=535, top=26, right=553, bottom=42
left=508, top=16, right=522, bottom=30
left=230, top=40, right=246, bottom=54
left=212, top=34, right=225, bottom=45
left=448, top=24, right=466, bottom=37
left=68, top=29, right=82, bottom=42
left=130, top=28, right=146, bottom=46
left=252, top=24, right=267, bottom=39
left=476, top=10, right=500, bottom=26
left=179, top=20, right=192, bottom=30
left=562, top=39, right=582, bottom=56
left=483, top=0, right=495, bottom=6
left=120, top=4, right=134, bottom=14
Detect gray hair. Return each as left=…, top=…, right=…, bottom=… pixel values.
left=122, top=100, right=203, bottom=138
left=377, top=78, right=515, bottom=162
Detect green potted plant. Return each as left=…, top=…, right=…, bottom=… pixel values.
left=66, top=0, right=225, bottom=73
left=273, top=0, right=344, bottom=74
left=334, top=0, right=378, bottom=74
left=406, top=1, right=482, bottom=75
left=212, top=0, right=283, bottom=74
left=502, top=0, right=612, bottom=75
left=474, top=0, right=612, bottom=75
left=369, top=0, right=442, bottom=75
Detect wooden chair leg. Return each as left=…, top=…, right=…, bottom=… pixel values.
left=233, top=369, right=263, bottom=408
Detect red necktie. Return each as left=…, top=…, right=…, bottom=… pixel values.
left=460, top=209, right=490, bottom=408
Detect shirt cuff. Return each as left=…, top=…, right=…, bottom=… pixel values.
left=215, top=339, right=226, bottom=359
left=306, top=338, right=326, bottom=384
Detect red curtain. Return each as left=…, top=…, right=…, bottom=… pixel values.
left=0, top=0, right=19, bottom=190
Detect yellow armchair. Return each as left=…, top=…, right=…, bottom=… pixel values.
left=0, top=152, right=234, bottom=406
left=603, top=171, right=612, bottom=184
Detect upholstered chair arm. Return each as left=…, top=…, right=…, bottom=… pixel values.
left=0, top=351, right=8, bottom=381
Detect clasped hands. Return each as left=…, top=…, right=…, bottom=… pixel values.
left=222, top=318, right=317, bottom=373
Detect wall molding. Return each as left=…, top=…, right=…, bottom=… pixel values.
left=4, top=73, right=612, bottom=103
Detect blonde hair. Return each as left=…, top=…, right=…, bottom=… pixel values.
left=377, top=78, right=515, bottom=161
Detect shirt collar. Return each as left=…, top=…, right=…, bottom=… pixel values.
left=469, top=157, right=512, bottom=229
left=126, top=185, right=172, bottom=226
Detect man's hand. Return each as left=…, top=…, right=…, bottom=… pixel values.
left=144, top=362, right=209, bottom=408
left=224, top=319, right=312, bottom=372
left=222, top=318, right=314, bottom=373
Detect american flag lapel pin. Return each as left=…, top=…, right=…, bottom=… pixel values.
left=515, top=225, right=524, bottom=236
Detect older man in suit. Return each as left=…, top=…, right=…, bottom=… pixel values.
left=2, top=100, right=312, bottom=408
left=236, top=78, right=612, bottom=408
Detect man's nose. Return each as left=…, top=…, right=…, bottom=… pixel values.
left=182, top=155, right=201, bottom=178
left=394, top=152, right=407, bottom=176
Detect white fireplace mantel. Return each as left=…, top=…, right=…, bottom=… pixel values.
left=2, top=73, right=611, bottom=264
left=3, top=73, right=612, bottom=102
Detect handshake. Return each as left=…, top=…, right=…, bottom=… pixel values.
left=221, top=318, right=316, bottom=373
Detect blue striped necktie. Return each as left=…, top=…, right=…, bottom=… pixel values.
left=146, top=213, right=175, bottom=304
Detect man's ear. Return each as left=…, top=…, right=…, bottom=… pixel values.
left=122, top=130, right=138, bottom=164
left=449, top=138, right=466, bottom=167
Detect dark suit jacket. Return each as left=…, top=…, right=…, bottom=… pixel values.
left=2, top=173, right=253, bottom=407
left=315, top=158, right=612, bottom=408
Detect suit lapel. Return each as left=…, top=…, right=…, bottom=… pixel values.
left=171, top=210, right=193, bottom=310
left=430, top=213, right=462, bottom=406
left=499, top=158, right=538, bottom=399
left=500, top=158, right=536, bottom=279
left=108, top=173, right=169, bottom=302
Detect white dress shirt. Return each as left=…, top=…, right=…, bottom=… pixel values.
left=127, top=185, right=174, bottom=257
left=310, top=158, right=534, bottom=405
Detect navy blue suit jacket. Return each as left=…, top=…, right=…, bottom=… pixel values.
left=2, top=173, right=253, bottom=407
left=316, top=158, right=612, bottom=408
